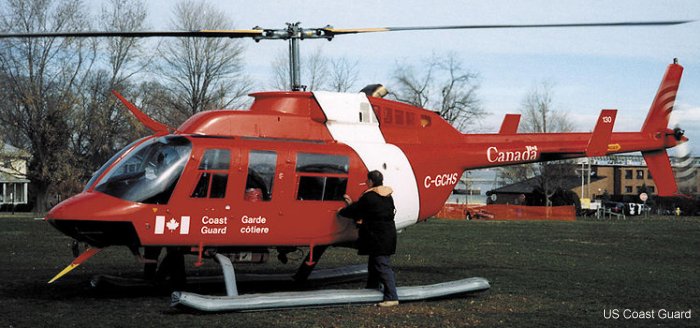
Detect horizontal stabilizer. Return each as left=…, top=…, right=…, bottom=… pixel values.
left=642, top=150, right=678, bottom=196
left=499, top=114, right=521, bottom=134
left=586, top=109, right=617, bottom=157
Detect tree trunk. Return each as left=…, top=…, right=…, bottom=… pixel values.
left=34, top=183, right=51, bottom=213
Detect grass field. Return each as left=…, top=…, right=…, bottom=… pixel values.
left=1, top=213, right=699, bottom=327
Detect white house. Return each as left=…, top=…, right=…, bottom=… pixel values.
left=0, top=143, right=30, bottom=206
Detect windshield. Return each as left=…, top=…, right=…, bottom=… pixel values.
left=83, top=137, right=149, bottom=192
left=94, top=136, right=192, bottom=204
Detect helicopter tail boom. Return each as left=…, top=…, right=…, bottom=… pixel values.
left=459, top=60, right=686, bottom=196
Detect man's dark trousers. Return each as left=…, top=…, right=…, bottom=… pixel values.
left=367, top=255, right=398, bottom=301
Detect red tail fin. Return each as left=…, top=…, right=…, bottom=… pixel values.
left=586, top=109, right=617, bottom=157
left=642, top=150, right=678, bottom=196
left=638, top=60, right=685, bottom=196
left=641, top=60, right=683, bottom=137
left=499, top=114, right=520, bottom=134
left=112, top=90, right=172, bottom=135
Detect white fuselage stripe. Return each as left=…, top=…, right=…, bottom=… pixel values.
left=314, top=91, right=420, bottom=229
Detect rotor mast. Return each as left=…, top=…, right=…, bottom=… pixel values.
left=287, top=23, right=303, bottom=91
left=254, top=23, right=337, bottom=91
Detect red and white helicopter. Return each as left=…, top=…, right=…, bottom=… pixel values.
left=0, top=20, right=691, bottom=311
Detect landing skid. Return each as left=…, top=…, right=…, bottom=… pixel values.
left=172, top=277, right=490, bottom=312
left=171, top=254, right=490, bottom=312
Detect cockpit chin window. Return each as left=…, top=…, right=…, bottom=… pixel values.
left=94, top=136, right=192, bottom=204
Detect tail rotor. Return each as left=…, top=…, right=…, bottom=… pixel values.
left=673, top=138, right=696, bottom=193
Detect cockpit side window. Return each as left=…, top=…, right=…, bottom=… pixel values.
left=295, top=153, right=349, bottom=201
left=191, top=149, right=230, bottom=199
left=245, top=150, right=277, bottom=202
left=94, top=136, right=191, bottom=204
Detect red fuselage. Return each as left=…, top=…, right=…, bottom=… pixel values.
left=46, top=62, right=686, bottom=251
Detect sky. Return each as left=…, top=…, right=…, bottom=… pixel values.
left=94, top=0, right=699, bottom=155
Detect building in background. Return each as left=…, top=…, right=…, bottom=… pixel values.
left=449, top=169, right=505, bottom=204
left=571, top=155, right=699, bottom=199
left=0, top=143, right=30, bottom=206
left=483, top=154, right=700, bottom=205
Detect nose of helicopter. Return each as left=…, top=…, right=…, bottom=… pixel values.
left=46, top=191, right=143, bottom=248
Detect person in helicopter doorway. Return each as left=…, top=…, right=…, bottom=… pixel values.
left=339, top=170, right=399, bottom=307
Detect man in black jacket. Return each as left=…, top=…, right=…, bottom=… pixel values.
left=339, top=170, right=399, bottom=307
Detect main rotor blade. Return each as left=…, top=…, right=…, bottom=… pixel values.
left=0, top=20, right=691, bottom=40
left=323, top=20, right=693, bottom=35
left=0, top=29, right=263, bottom=38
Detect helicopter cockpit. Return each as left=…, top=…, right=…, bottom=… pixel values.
left=91, top=136, right=192, bottom=204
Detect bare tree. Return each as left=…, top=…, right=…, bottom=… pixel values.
left=100, top=0, right=150, bottom=86
left=271, top=46, right=328, bottom=91
left=500, top=81, right=576, bottom=206
left=391, top=60, right=431, bottom=108
left=270, top=45, right=359, bottom=92
left=0, top=0, right=94, bottom=211
left=520, top=81, right=574, bottom=133
left=157, top=0, right=251, bottom=126
left=71, top=0, right=150, bottom=187
left=270, top=51, right=290, bottom=91
left=391, top=53, right=485, bottom=132
left=328, top=57, right=359, bottom=92
left=301, top=46, right=329, bottom=91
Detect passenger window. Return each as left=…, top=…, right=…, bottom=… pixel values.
left=296, top=153, right=349, bottom=174
left=298, top=176, right=348, bottom=201
left=245, top=150, right=277, bottom=202
left=210, top=173, right=228, bottom=198
left=190, top=149, right=230, bottom=199
left=296, top=153, right=349, bottom=201
left=191, top=172, right=211, bottom=198
left=199, top=149, right=230, bottom=170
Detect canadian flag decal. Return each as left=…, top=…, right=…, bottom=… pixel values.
left=155, top=216, right=190, bottom=235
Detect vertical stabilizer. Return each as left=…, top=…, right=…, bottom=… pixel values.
left=638, top=60, right=684, bottom=196
left=641, top=60, right=683, bottom=137
left=642, top=150, right=678, bottom=196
